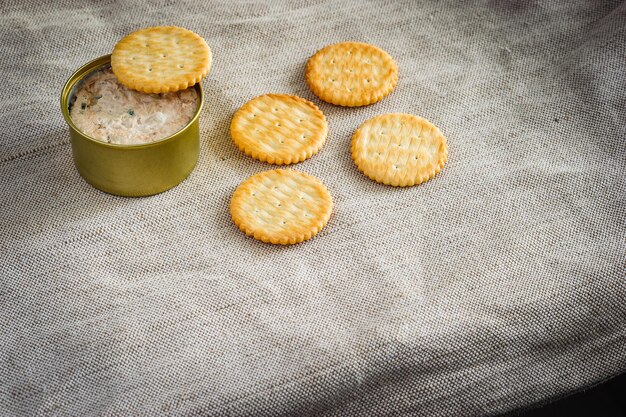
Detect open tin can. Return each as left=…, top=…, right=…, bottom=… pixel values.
left=60, top=55, right=203, bottom=197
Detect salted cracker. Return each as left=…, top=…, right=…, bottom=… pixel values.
left=305, top=42, right=398, bottom=107
left=351, top=113, right=448, bottom=186
left=230, top=169, right=333, bottom=245
left=111, top=26, right=212, bottom=94
left=230, top=94, right=328, bottom=165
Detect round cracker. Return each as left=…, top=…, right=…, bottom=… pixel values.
left=305, top=42, right=398, bottom=107
left=230, top=169, right=333, bottom=245
left=351, top=114, right=448, bottom=187
left=230, top=94, right=328, bottom=165
left=111, top=26, right=212, bottom=94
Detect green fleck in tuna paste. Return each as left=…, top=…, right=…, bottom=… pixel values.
left=70, top=67, right=197, bottom=145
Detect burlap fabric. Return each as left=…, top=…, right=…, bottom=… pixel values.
left=1, top=1, right=625, bottom=416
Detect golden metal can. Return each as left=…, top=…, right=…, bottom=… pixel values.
left=60, top=55, right=203, bottom=197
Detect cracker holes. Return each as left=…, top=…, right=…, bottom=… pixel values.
left=178, top=64, right=184, bottom=69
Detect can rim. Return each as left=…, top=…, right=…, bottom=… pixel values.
left=60, top=54, right=204, bottom=150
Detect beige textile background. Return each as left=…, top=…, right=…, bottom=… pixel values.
left=1, top=1, right=625, bottom=416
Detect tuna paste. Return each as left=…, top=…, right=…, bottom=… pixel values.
left=70, top=67, right=198, bottom=145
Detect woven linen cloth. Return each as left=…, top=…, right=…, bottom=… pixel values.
left=1, top=0, right=625, bottom=415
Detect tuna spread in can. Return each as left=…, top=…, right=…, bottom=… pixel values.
left=69, top=66, right=198, bottom=145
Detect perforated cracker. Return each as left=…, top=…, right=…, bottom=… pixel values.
left=230, top=169, right=333, bottom=245
left=351, top=113, right=448, bottom=187
left=305, top=42, right=398, bottom=107
left=230, top=94, right=328, bottom=165
left=111, top=26, right=212, bottom=94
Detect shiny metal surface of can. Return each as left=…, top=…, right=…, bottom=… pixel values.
left=60, top=55, right=203, bottom=197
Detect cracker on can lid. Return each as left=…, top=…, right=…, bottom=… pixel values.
left=230, top=94, right=328, bottom=165
left=230, top=169, right=333, bottom=245
left=111, top=26, right=212, bottom=94
left=351, top=113, right=448, bottom=187
left=305, top=42, right=398, bottom=107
